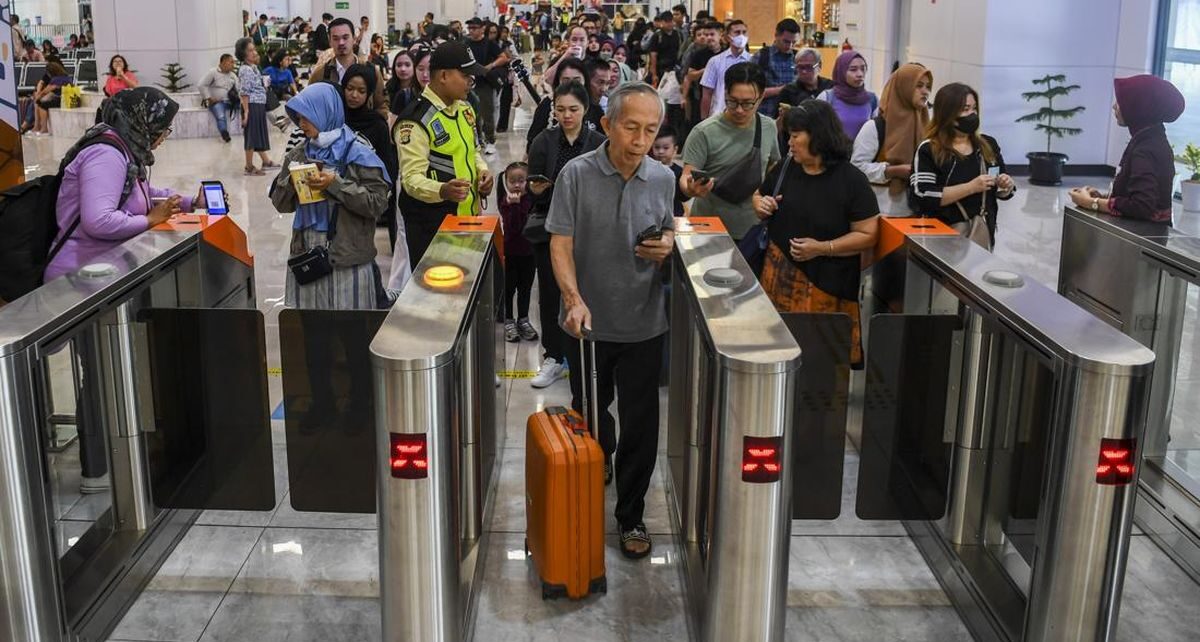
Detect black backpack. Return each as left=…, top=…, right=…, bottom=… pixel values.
left=0, top=133, right=134, bottom=304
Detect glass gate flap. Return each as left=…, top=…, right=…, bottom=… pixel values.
left=782, top=312, right=850, bottom=520
left=140, top=308, right=275, bottom=511
left=280, top=309, right=388, bottom=514
left=856, top=313, right=960, bottom=520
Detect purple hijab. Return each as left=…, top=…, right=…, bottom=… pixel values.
left=832, top=51, right=870, bottom=105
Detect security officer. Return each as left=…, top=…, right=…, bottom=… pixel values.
left=396, top=41, right=495, bottom=265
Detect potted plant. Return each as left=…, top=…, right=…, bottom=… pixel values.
left=1178, top=143, right=1200, bottom=212
left=1017, top=74, right=1085, bottom=185
left=157, top=62, right=191, bottom=93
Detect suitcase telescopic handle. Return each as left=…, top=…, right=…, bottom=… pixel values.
left=579, top=327, right=600, bottom=441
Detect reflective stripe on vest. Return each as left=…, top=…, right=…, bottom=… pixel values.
left=420, top=102, right=479, bottom=216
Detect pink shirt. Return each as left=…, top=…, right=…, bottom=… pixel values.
left=104, top=71, right=138, bottom=97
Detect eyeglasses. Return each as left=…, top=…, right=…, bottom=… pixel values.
left=796, top=64, right=818, bottom=72
left=725, top=96, right=760, bottom=112
left=159, top=127, right=174, bottom=140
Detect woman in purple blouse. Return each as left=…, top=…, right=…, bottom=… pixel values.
left=45, top=87, right=202, bottom=281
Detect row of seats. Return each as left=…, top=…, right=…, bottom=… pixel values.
left=14, top=59, right=98, bottom=94
left=54, top=48, right=95, bottom=60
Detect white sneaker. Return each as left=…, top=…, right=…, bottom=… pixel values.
left=484, top=143, right=497, bottom=156
left=530, top=357, right=566, bottom=389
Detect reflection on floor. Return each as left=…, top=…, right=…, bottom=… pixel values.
left=23, top=84, right=1200, bottom=642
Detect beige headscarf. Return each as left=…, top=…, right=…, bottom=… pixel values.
left=878, top=63, right=933, bottom=194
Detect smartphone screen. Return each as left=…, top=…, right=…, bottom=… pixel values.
left=987, top=166, right=1000, bottom=178
left=203, top=182, right=229, bottom=215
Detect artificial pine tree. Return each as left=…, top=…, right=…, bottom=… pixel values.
left=157, top=62, right=191, bottom=92
left=1016, top=74, right=1085, bottom=185
left=1016, top=74, right=1085, bottom=155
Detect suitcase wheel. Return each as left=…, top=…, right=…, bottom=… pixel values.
left=590, top=575, right=607, bottom=595
left=541, top=581, right=568, bottom=601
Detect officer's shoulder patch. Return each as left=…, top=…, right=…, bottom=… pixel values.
left=397, top=123, right=414, bottom=145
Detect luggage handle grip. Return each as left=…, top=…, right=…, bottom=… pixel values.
left=578, top=326, right=600, bottom=441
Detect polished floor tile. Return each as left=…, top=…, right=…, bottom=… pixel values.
left=1117, top=535, right=1200, bottom=641
left=472, top=532, right=689, bottom=642
left=110, top=526, right=262, bottom=642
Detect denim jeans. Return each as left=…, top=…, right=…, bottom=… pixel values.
left=208, top=100, right=230, bottom=134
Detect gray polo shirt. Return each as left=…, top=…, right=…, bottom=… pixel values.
left=545, top=142, right=676, bottom=343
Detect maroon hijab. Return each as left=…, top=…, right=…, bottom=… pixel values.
left=1114, top=74, right=1185, bottom=133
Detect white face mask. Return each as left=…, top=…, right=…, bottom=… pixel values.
left=313, top=129, right=341, bottom=148
left=731, top=34, right=749, bottom=50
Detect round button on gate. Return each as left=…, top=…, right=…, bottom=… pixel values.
left=983, top=269, right=1024, bottom=288
left=79, top=262, right=118, bottom=278
left=703, top=268, right=744, bottom=288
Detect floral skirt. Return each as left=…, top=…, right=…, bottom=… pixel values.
left=760, top=242, right=863, bottom=365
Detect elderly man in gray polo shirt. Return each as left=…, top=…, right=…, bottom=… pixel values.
left=546, top=82, right=676, bottom=560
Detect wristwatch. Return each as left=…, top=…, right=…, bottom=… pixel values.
left=1091, top=197, right=1100, bottom=211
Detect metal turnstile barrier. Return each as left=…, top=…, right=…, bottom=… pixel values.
left=666, top=218, right=803, bottom=642
left=1058, top=203, right=1200, bottom=581
left=371, top=217, right=504, bottom=642
left=0, top=215, right=272, bottom=642
left=863, top=222, right=1156, bottom=642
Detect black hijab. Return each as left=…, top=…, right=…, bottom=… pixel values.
left=341, top=65, right=396, bottom=186
left=95, top=87, right=179, bottom=177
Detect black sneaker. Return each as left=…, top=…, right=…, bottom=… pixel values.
left=619, top=523, right=652, bottom=559
left=220, top=130, right=231, bottom=142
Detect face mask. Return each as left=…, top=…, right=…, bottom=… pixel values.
left=731, top=34, right=749, bottom=49
left=313, top=129, right=341, bottom=148
left=600, top=51, right=612, bottom=61
left=955, top=113, right=980, bottom=135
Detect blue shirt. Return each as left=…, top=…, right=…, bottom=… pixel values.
left=759, top=47, right=797, bottom=117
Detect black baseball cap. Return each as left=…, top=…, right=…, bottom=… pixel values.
left=429, top=41, right=486, bottom=75
left=466, top=17, right=484, bottom=26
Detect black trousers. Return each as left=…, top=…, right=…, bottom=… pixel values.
left=504, top=253, right=535, bottom=319
left=565, top=333, right=665, bottom=529
left=532, top=242, right=567, bottom=362
left=496, top=82, right=514, bottom=133
left=403, top=210, right=443, bottom=268
left=74, top=332, right=109, bottom=479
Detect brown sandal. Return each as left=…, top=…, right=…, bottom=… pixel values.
left=244, top=165, right=265, bottom=176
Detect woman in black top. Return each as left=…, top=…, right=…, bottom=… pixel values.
left=385, top=50, right=421, bottom=117
left=909, top=83, right=1015, bottom=248
left=342, top=65, right=399, bottom=247
left=753, top=100, right=879, bottom=365
left=525, top=82, right=606, bottom=387
left=524, top=57, right=603, bottom=147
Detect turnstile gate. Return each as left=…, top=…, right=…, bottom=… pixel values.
left=371, top=217, right=504, bottom=642
left=1059, top=204, right=1200, bottom=581
left=666, top=218, right=804, bottom=642
left=0, top=216, right=272, bottom=642
left=863, top=223, right=1155, bottom=642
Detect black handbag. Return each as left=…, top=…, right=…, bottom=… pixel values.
left=737, top=154, right=790, bottom=275
left=523, top=209, right=549, bottom=244
left=711, top=115, right=764, bottom=204
left=288, top=206, right=339, bottom=284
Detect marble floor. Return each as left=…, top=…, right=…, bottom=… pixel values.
left=23, top=92, right=1200, bottom=642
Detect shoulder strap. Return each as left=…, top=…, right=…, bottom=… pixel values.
left=753, top=113, right=762, bottom=150
left=47, top=133, right=136, bottom=265
left=772, top=154, right=790, bottom=197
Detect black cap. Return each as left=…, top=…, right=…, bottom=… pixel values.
left=466, top=17, right=483, bottom=26
left=429, top=41, right=486, bottom=75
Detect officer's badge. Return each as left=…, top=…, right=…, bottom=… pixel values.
left=464, top=109, right=476, bottom=127
left=430, top=119, right=451, bottom=146
left=397, top=124, right=413, bottom=145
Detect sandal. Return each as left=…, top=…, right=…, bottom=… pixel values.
left=244, top=165, right=265, bottom=176
left=261, top=160, right=280, bottom=169
left=619, top=524, right=652, bottom=559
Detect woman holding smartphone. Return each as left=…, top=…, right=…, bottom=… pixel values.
left=909, top=83, right=1014, bottom=249
left=524, top=82, right=606, bottom=389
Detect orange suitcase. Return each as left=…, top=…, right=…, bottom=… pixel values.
left=525, top=339, right=606, bottom=599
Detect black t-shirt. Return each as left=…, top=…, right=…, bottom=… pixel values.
left=650, top=28, right=683, bottom=73
left=761, top=158, right=879, bottom=300
left=467, top=37, right=502, bottom=81
left=685, top=47, right=718, bottom=101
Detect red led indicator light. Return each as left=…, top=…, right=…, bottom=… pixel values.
left=742, top=436, right=783, bottom=483
left=1095, top=438, right=1135, bottom=485
left=390, top=433, right=429, bottom=479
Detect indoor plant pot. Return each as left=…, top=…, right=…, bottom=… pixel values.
left=1017, top=75, right=1084, bottom=187
left=1182, top=180, right=1200, bottom=212
left=1026, top=151, right=1069, bottom=186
